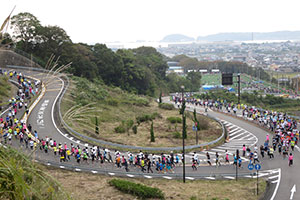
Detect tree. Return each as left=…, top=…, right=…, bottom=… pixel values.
left=10, top=12, right=43, bottom=52
left=95, top=117, right=99, bottom=134
left=193, top=108, right=200, bottom=144
left=186, top=71, right=202, bottom=92
left=159, top=90, right=162, bottom=103
left=150, top=121, right=155, bottom=142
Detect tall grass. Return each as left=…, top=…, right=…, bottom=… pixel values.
left=0, top=146, right=71, bottom=200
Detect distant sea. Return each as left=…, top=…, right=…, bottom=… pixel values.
left=105, top=40, right=297, bottom=49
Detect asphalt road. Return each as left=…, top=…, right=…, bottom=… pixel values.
left=4, top=68, right=300, bottom=200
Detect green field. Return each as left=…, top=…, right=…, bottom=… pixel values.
left=202, top=73, right=290, bottom=93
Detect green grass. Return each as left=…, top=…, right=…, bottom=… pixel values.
left=61, top=76, right=222, bottom=149
left=0, top=75, right=14, bottom=105
left=0, top=146, right=70, bottom=199
left=201, top=73, right=289, bottom=93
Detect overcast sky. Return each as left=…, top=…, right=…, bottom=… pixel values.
left=2, top=0, right=300, bottom=44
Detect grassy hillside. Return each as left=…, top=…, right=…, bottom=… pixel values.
left=0, top=75, right=17, bottom=106
left=61, top=77, right=222, bottom=147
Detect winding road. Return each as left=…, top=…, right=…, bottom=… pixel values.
left=3, top=66, right=300, bottom=200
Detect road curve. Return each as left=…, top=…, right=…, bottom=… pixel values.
left=5, top=66, right=300, bottom=200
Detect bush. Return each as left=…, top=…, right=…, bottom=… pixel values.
left=132, top=125, right=137, bottom=134
left=151, top=112, right=162, bottom=119
left=136, top=113, right=160, bottom=124
left=167, top=117, right=182, bottom=124
left=150, top=121, right=155, bottom=142
left=136, top=114, right=152, bottom=124
left=106, top=98, right=119, bottom=106
left=172, top=132, right=181, bottom=139
left=114, top=125, right=126, bottom=133
left=159, top=103, right=174, bottom=110
left=109, top=179, right=164, bottom=199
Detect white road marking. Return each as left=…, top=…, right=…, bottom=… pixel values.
left=108, top=172, right=115, bottom=176
left=268, top=175, right=278, bottom=180
left=127, top=174, right=134, bottom=178
left=224, top=176, right=235, bottom=180
left=186, top=177, right=195, bottom=180
left=163, top=176, right=172, bottom=180
left=205, top=177, right=215, bottom=180
left=144, top=175, right=152, bottom=179
left=270, top=168, right=281, bottom=200
left=290, top=184, right=296, bottom=200
left=91, top=170, right=98, bottom=174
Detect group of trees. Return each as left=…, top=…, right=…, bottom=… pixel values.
left=6, top=12, right=275, bottom=95
left=172, top=54, right=271, bottom=81
left=5, top=12, right=202, bottom=96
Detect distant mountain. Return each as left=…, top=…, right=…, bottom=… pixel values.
left=197, top=31, right=300, bottom=42
left=161, top=34, right=195, bottom=42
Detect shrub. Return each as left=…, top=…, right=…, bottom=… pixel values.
left=172, top=132, right=181, bottom=139
left=114, top=123, right=126, bottom=133
left=106, top=98, right=119, bottom=106
left=167, top=117, right=182, bottom=124
left=151, top=112, right=162, bottom=119
left=136, top=113, right=160, bottom=125
left=108, top=179, right=165, bottom=199
left=132, top=125, right=137, bottom=134
left=159, top=103, right=174, bottom=110
left=150, top=121, right=155, bottom=142
left=136, top=114, right=152, bottom=124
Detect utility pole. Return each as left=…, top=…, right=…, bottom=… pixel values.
left=181, top=85, right=186, bottom=183
left=236, top=149, right=239, bottom=181
left=238, top=74, right=241, bottom=105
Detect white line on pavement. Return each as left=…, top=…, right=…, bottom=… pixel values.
left=224, top=176, right=235, bottom=180
left=186, top=177, right=195, bottom=180
left=270, top=168, right=281, bottom=200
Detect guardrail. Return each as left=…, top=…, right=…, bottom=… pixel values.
left=5, top=65, right=227, bottom=152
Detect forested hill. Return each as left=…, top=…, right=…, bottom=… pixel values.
left=3, top=12, right=270, bottom=95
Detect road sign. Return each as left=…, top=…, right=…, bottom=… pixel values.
left=248, top=164, right=254, bottom=170
left=255, top=164, right=261, bottom=170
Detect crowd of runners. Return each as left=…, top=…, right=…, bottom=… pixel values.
left=173, top=95, right=298, bottom=167
left=0, top=70, right=297, bottom=176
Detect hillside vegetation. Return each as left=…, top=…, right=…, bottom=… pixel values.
left=0, top=147, right=70, bottom=199
left=62, top=77, right=221, bottom=147
left=0, top=76, right=16, bottom=106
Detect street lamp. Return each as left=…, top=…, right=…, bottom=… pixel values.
left=181, top=85, right=186, bottom=183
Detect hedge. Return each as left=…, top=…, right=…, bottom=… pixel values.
left=109, top=179, right=165, bottom=199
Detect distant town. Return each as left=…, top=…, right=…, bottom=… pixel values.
left=158, top=41, right=300, bottom=73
